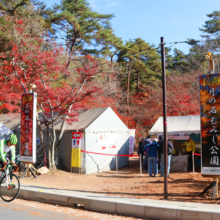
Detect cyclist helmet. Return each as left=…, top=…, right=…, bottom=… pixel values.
left=9, top=134, right=18, bottom=145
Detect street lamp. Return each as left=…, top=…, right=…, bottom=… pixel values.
left=205, top=52, right=214, bottom=74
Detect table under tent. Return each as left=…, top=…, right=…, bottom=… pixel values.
left=148, top=115, right=201, bottom=172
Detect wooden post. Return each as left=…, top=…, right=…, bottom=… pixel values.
left=211, top=177, right=218, bottom=199
left=20, top=162, right=34, bottom=177
left=140, top=156, right=142, bottom=175
left=116, top=153, right=118, bottom=173
left=209, top=60, right=215, bottom=73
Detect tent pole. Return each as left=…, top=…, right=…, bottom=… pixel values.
left=140, top=156, right=142, bottom=175
left=116, top=153, right=118, bottom=173
left=161, top=37, right=168, bottom=199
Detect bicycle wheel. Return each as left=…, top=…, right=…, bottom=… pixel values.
left=0, top=173, right=20, bottom=202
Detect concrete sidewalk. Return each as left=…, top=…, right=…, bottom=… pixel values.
left=18, top=185, right=220, bottom=220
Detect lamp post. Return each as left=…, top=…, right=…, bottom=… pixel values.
left=205, top=52, right=215, bottom=74
left=160, top=37, right=168, bottom=199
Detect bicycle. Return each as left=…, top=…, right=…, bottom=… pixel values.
left=0, top=162, right=20, bottom=202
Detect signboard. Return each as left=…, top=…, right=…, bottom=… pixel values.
left=71, top=132, right=81, bottom=168
left=72, top=132, right=81, bottom=139
left=199, top=74, right=220, bottom=175
left=129, top=136, right=135, bottom=154
left=129, top=129, right=136, bottom=154
left=20, top=93, right=37, bottom=162
left=71, top=148, right=81, bottom=167
left=97, top=133, right=119, bottom=150
left=97, top=133, right=119, bottom=146
left=157, top=133, right=190, bottom=140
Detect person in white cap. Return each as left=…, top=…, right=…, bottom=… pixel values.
left=145, top=138, right=159, bottom=177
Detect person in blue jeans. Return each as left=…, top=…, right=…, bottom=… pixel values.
left=159, top=138, right=173, bottom=177
left=145, top=138, right=159, bottom=177
left=142, top=135, right=152, bottom=171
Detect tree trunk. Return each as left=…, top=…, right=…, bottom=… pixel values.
left=50, top=115, right=57, bottom=169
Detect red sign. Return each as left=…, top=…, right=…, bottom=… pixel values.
left=20, top=93, right=37, bottom=162
left=72, top=132, right=81, bottom=139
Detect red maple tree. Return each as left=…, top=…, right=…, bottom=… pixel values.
left=0, top=25, right=105, bottom=168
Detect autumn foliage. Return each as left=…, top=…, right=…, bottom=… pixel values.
left=0, top=0, right=205, bottom=168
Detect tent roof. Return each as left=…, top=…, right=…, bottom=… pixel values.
left=63, top=107, right=108, bottom=130
left=0, top=113, right=20, bottom=132
left=0, top=107, right=128, bottom=132
left=148, top=115, right=200, bottom=135
left=0, top=109, right=108, bottom=131
left=0, top=122, right=13, bottom=139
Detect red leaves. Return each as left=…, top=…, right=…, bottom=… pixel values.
left=16, top=20, right=23, bottom=25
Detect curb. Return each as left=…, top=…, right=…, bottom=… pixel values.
left=17, top=185, right=220, bottom=220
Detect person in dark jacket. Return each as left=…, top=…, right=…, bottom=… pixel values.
left=142, top=134, right=152, bottom=171
left=159, top=137, right=173, bottom=177
left=138, top=137, right=144, bottom=166
left=145, top=138, right=159, bottom=177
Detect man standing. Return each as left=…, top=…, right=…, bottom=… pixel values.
left=142, top=134, right=152, bottom=171
left=138, top=137, right=144, bottom=167
left=145, top=138, right=159, bottom=177
left=181, top=138, right=195, bottom=171
left=159, top=137, right=173, bottom=177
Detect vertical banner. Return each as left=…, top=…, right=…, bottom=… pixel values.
left=71, top=132, right=81, bottom=167
left=20, top=93, right=37, bottom=162
left=129, top=129, right=135, bottom=154
left=199, top=74, right=220, bottom=175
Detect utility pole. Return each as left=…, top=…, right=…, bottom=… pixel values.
left=161, top=37, right=168, bottom=199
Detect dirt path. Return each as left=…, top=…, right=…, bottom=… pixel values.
left=19, top=157, right=219, bottom=205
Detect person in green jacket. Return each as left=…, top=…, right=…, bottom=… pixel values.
left=0, top=134, right=18, bottom=168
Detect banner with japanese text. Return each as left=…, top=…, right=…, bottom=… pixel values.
left=71, top=132, right=81, bottom=167
left=129, top=129, right=135, bottom=154
left=199, top=74, right=220, bottom=175
left=157, top=133, right=190, bottom=140
left=20, top=93, right=37, bottom=162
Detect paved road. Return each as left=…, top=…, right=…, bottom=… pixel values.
left=0, top=200, right=89, bottom=220
left=0, top=198, right=145, bottom=220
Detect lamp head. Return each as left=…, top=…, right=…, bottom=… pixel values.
left=205, top=52, right=212, bottom=60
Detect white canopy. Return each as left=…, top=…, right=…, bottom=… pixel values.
left=149, top=115, right=200, bottom=135
left=0, top=122, right=13, bottom=140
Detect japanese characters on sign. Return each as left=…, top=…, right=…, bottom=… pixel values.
left=20, top=93, right=37, bottom=163
left=199, top=74, right=220, bottom=175
left=97, top=133, right=119, bottom=151
left=129, top=136, right=135, bottom=154
left=71, top=132, right=82, bottom=168
left=157, top=133, right=190, bottom=140
left=129, top=129, right=136, bottom=155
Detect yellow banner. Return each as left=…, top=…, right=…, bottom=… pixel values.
left=71, top=148, right=81, bottom=167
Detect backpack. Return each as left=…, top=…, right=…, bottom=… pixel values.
left=167, top=141, right=173, bottom=155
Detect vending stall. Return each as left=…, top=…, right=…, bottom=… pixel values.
left=149, top=115, right=201, bottom=172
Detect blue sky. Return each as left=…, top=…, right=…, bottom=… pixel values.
left=44, top=0, right=220, bottom=54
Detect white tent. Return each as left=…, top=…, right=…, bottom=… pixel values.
left=148, top=115, right=200, bottom=135
left=58, top=107, right=130, bottom=174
